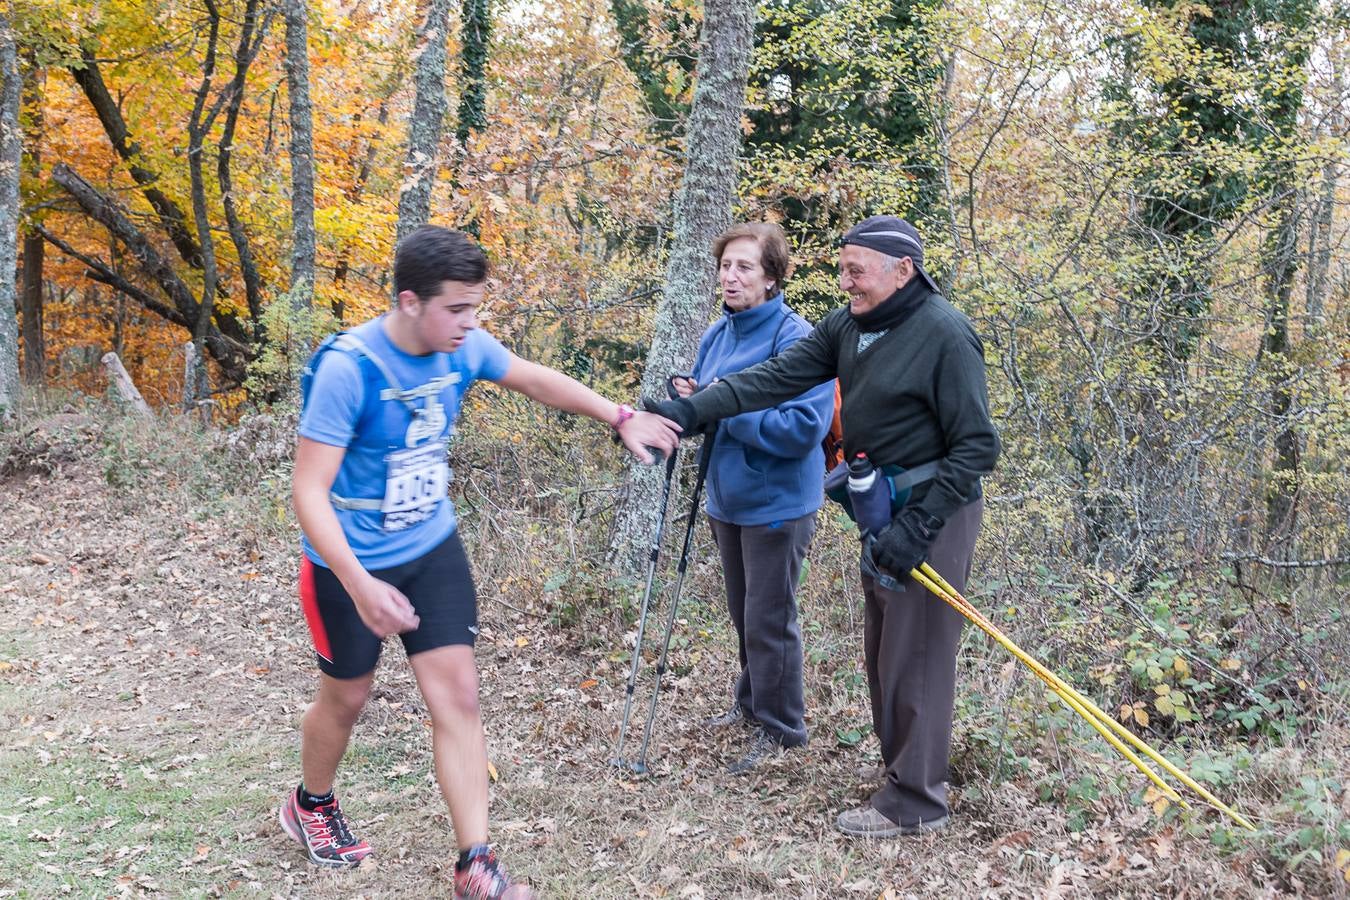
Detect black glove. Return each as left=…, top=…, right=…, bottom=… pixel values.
left=665, top=372, right=696, bottom=400
left=642, top=396, right=707, bottom=436
left=868, top=507, right=944, bottom=577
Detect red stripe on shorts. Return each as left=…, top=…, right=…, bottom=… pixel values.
left=299, top=557, right=333, bottom=663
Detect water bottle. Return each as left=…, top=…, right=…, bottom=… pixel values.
left=846, top=453, right=892, bottom=536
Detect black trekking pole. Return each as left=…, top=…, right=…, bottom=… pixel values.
left=611, top=446, right=680, bottom=770
left=631, top=425, right=718, bottom=774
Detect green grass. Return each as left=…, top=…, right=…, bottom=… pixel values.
left=0, top=720, right=279, bottom=898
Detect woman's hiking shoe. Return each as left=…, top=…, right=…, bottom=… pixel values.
left=702, top=704, right=749, bottom=729
left=835, top=804, right=948, bottom=838
left=855, top=763, right=886, bottom=782
left=453, top=845, right=536, bottom=899
left=726, top=728, right=782, bottom=775
left=278, top=789, right=372, bottom=868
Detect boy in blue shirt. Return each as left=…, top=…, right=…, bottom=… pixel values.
left=280, top=226, right=678, bottom=898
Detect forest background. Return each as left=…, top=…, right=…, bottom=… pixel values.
left=0, top=0, right=1348, bottom=896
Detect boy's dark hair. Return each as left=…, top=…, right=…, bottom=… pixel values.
left=393, top=225, right=488, bottom=299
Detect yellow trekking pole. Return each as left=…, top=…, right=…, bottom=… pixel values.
left=906, top=566, right=1185, bottom=806
left=913, top=562, right=1255, bottom=832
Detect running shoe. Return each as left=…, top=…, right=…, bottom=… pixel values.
left=454, top=845, right=536, bottom=899
left=278, top=789, right=372, bottom=868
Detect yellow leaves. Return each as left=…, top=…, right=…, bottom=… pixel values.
left=514, top=636, right=528, bottom=648
left=1144, top=786, right=1171, bottom=817
left=1219, top=657, right=1243, bottom=671
left=486, top=759, right=499, bottom=782
left=1120, top=701, right=1150, bottom=728
left=1335, top=848, right=1350, bottom=883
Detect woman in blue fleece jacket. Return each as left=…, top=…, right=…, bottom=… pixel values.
left=673, top=223, right=835, bottom=773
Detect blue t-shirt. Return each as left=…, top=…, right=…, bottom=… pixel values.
left=299, top=317, right=512, bottom=570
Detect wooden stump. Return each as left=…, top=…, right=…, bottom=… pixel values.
left=100, top=352, right=153, bottom=418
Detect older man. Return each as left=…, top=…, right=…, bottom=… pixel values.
left=651, top=215, right=999, bottom=837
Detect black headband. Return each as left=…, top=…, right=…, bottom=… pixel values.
left=837, top=229, right=925, bottom=263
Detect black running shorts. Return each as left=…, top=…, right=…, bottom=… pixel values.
left=298, top=531, right=478, bottom=679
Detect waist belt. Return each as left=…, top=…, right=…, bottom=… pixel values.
left=824, top=458, right=944, bottom=524
left=887, top=460, right=941, bottom=495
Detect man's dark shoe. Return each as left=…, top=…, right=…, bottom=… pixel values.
left=702, top=705, right=749, bottom=729
left=835, top=804, right=948, bottom=838
left=726, top=728, right=781, bottom=775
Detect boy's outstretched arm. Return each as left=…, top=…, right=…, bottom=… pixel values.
left=492, top=355, right=680, bottom=464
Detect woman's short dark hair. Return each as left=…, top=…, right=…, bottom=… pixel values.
left=711, top=222, right=792, bottom=290
left=394, top=225, right=488, bottom=300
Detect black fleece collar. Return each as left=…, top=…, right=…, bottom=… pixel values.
left=850, top=277, right=930, bottom=333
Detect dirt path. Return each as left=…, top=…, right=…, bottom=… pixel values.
left=0, top=441, right=1303, bottom=898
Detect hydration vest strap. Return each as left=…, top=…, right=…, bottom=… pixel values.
left=329, top=469, right=454, bottom=511
left=329, top=493, right=384, bottom=511
left=330, top=333, right=418, bottom=410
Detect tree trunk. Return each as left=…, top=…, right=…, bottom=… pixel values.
left=1305, top=40, right=1343, bottom=334
left=102, top=352, right=153, bottom=418
left=455, top=0, right=491, bottom=236
left=20, top=231, right=42, bottom=385
left=0, top=10, right=21, bottom=417
left=217, top=0, right=268, bottom=326
left=19, top=52, right=42, bottom=386
left=285, top=0, right=316, bottom=307
left=608, top=0, right=755, bottom=569
left=456, top=0, right=490, bottom=147
left=185, top=2, right=223, bottom=410
left=935, top=49, right=962, bottom=295
left=396, top=0, right=453, bottom=246
left=1262, top=187, right=1299, bottom=548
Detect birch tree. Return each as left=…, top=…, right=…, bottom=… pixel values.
left=285, top=0, right=316, bottom=308
left=610, top=0, right=755, bottom=568
left=396, top=0, right=453, bottom=245
left=0, top=7, right=21, bottom=417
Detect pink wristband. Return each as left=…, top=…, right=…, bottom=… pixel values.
left=611, top=404, right=635, bottom=430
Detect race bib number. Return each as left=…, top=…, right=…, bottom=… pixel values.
left=381, top=443, right=450, bottom=532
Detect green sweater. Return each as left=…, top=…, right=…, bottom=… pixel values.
left=684, top=289, right=1000, bottom=521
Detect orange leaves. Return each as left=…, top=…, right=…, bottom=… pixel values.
left=33, top=0, right=681, bottom=404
